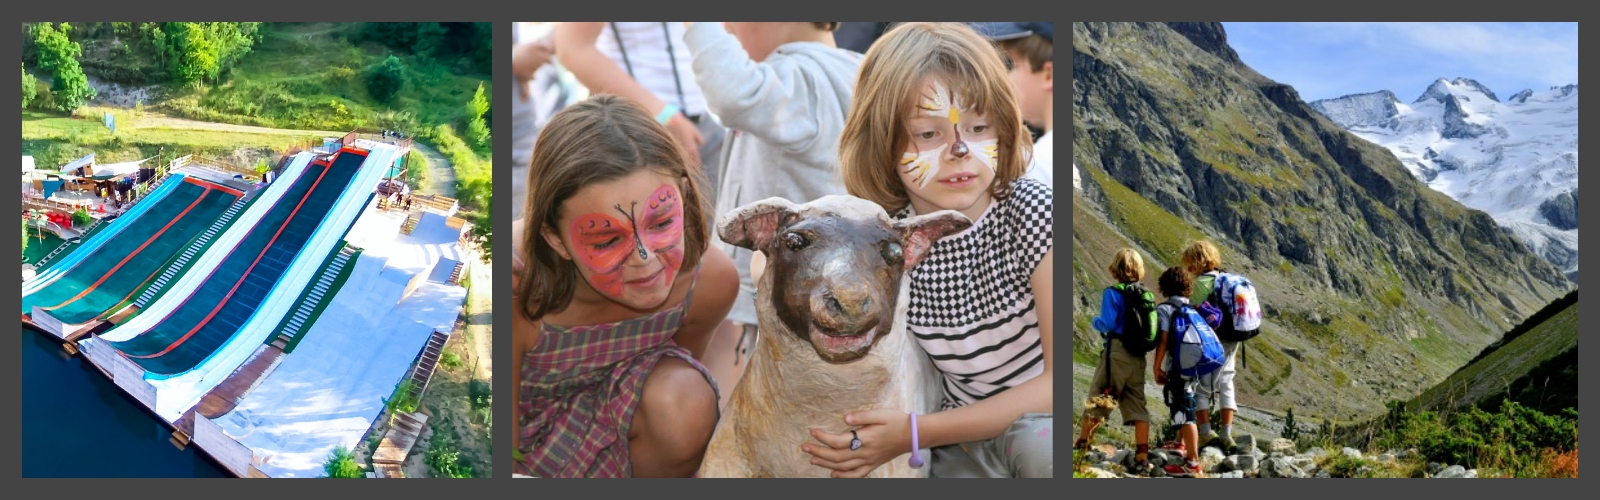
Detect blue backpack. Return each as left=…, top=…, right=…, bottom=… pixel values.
left=1170, top=302, right=1226, bottom=378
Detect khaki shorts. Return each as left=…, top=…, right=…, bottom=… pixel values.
left=1086, top=339, right=1149, bottom=425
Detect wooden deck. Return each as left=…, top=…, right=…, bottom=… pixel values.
left=371, top=411, right=429, bottom=468
left=197, top=344, right=286, bottom=419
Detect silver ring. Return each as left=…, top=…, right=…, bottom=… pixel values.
left=850, top=430, right=862, bottom=451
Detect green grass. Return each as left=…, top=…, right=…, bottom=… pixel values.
left=1411, top=304, right=1578, bottom=412
left=158, top=23, right=490, bottom=135
left=1088, top=167, right=1206, bottom=268
left=22, top=108, right=321, bottom=168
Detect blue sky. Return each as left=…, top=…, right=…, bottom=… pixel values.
left=1222, top=22, right=1578, bottom=103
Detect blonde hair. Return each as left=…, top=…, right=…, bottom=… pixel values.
left=1181, top=240, right=1222, bottom=275
left=516, top=94, right=713, bottom=322
left=840, top=22, right=1030, bottom=213
left=1109, top=248, right=1145, bottom=283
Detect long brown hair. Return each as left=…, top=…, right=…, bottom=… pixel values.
left=840, top=22, right=1031, bottom=213
left=516, top=94, right=712, bottom=322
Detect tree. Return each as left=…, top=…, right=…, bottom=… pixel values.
left=23, top=217, right=29, bottom=255
left=465, top=82, right=490, bottom=150
left=22, top=63, right=36, bottom=108
left=31, top=23, right=95, bottom=112
left=366, top=55, right=406, bottom=104
left=412, top=23, right=450, bottom=58
left=50, top=56, right=95, bottom=112
left=320, top=446, right=363, bottom=478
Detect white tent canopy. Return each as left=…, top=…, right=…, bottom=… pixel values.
left=90, top=157, right=153, bottom=177
left=23, top=156, right=35, bottom=173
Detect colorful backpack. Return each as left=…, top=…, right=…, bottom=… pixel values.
left=1200, top=271, right=1262, bottom=342
left=1110, top=283, right=1159, bottom=355
left=1169, top=302, right=1226, bottom=378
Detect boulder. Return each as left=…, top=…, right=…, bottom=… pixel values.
left=1315, top=470, right=1332, bottom=478
left=1201, top=446, right=1226, bottom=462
left=1427, top=462, right=1444, bottom=475
left=1270, top=438, right=1298, bottom=455
left=1464, top=469, right=1478, bottom=479
left=1305, top=447, right=1327, bottom=459
left=1341, top=447, right=1363, bottom=459
left=1436, top=465, right=1468, bottom=478
left=1112, top=450, right=1131, bottom=467
left=1234, top=455, right=1258, bottom=473
left=1377, top=453, right=1396, bottom=464
left=1260, top=457, right=1307, bottom=478
left=1236, top=434, right=1257, bottom=451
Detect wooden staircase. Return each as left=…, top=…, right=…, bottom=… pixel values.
left=401, top=212, right=421, bottom=235
left=446, top=261, right=465, bottom=286
left=406, top=330, right=450, bottom=402
left=270, top=245, right=356, bottom=350
left=135, top=198, right=249, bottom=307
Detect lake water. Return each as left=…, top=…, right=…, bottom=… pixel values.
left=21, top=332, right=230, bottom=478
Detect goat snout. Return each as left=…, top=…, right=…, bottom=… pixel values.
left=813, top=288, right=879, bottom=334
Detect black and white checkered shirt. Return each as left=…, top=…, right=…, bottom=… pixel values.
left=895, top=177, right=1054, bottom=409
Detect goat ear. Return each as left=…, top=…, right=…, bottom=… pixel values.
left=896, top=210, right=972, bottom=270
left=718, top=197, right=798, bottom=251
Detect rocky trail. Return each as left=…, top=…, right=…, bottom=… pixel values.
left=1076, top=434, right=1483, bottom=479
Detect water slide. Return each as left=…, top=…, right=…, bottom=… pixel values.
left=23, top=172, right=195, bottom=292
left=144, top=145, right=395, bottom=421
left=102, top=148, right=376, bottom=375
left=21, top=178, right=243, bottom=325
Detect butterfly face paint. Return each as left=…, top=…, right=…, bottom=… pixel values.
left=901, top=81, right=1000, bottom=189
left=569, top=184, right=685, bottom=299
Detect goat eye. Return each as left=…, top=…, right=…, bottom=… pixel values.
left=783, top=232, right=808, bottom=251
left=881, top=241, right=903, bottom=265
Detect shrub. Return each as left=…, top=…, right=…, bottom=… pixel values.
left=1375, top=399, right=1578, bottom=472
left=22, top=63, right=37, bottom=109
left=321, top=445, right=363, bottom=478
left=440, top=351, right=462, bottom=371
left=383, top=379, right=421, bottom=420
left=366, top=55, right=406, bottom=103
left=70, top=208, right=92, bottom=227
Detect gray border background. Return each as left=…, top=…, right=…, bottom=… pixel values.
left=0, top=0, right=1588, bottom=494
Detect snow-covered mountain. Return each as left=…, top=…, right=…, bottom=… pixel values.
left=1311, top=78, right=1579, bottom=279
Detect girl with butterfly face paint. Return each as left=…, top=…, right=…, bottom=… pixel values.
left=513, top=95, right=739, bottom=477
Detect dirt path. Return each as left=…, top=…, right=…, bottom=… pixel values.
left=410, top=142, right=456, bottom=197
left=467, top=254, right=492, bottom=380
left=133, top=113, right=346, bottom=137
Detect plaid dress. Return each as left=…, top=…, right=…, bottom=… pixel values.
left=516, top=265, right=719, bottom=477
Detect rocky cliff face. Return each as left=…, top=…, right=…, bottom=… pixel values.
left=1072, top=22, right=1570, bottom=421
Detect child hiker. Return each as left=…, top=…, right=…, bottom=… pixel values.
left=1077, top=248, right=1156, bottom=475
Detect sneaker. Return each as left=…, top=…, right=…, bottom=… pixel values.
left=1217, top=434, right=1238, bottom=453
left=1200, top=430, right=1220, bottom=448
left=1163, top=462, right=1205, bottom=478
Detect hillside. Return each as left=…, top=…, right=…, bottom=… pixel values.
left=1071, top=22, right=1570, bottom=427
left=1409, top=290, right=1578, bottom=415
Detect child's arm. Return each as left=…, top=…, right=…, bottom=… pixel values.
left=1091, top=286, right=1120, bottom=334
left=554, top=23, right=670, bottom=118
left=803, top=249, right=1055, bottom=477
left=1152, top=329, right=1169, bottom=385
left=557, top=22, right=705, bottom=166
left=682, top=22, right=832, bottom=153
left=676, top=246, right=739, bottom=361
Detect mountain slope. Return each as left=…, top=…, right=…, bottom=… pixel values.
left=1071, top=22, right=1570, bottom=422
left=1409, top=290, right=1578, bottom=415
left=1311, top=79, right=1579, bottom=279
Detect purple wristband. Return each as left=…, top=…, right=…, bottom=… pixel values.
left=909, top=412, right=924, bottom=468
